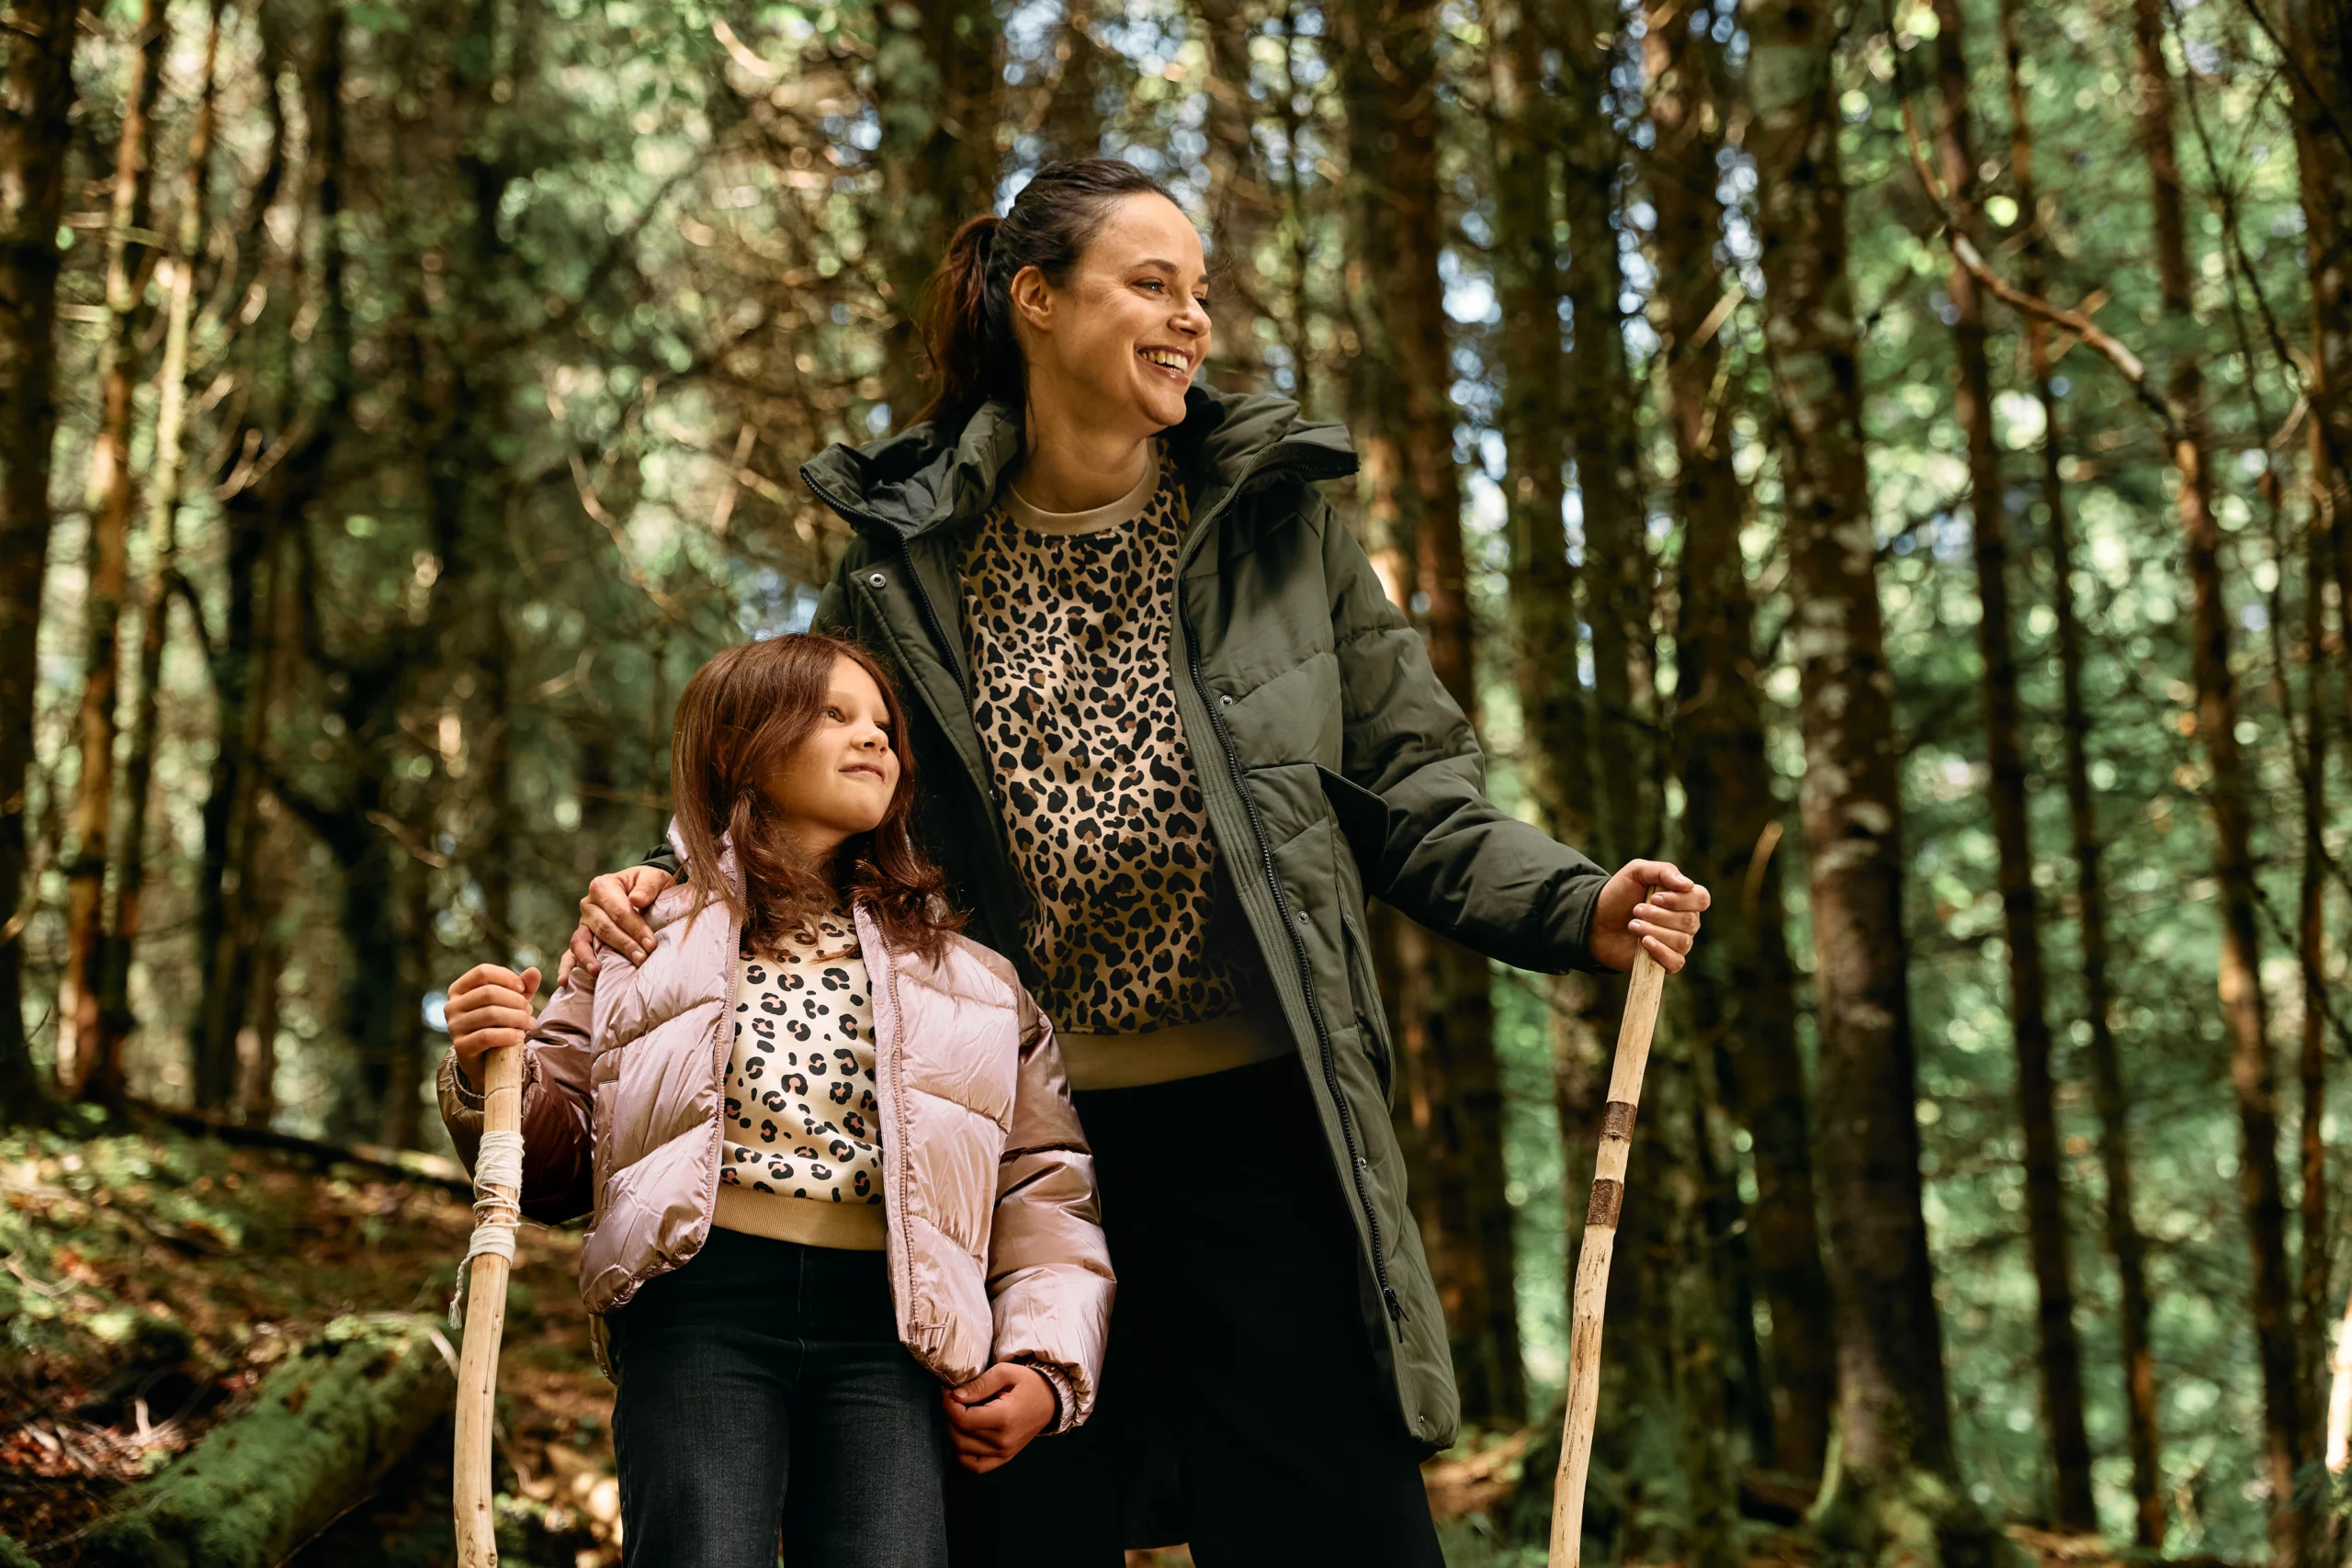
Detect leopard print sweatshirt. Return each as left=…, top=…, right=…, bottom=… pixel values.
left=961, top=441, right=1285, bottom=1088
left=711, top=909, right=887, bottom=1250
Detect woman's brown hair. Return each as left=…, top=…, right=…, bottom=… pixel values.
left=669, top=634, right=961, bottom=960
left=915, top=157, right=1176, bottom=424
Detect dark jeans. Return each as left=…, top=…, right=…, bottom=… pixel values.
left=946, top=1055, right=1445, bottom=1568
left=607, top=1226, right=947, bottom=1568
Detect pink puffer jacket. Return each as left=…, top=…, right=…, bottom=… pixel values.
left=437, top=839, right=1114, bottom=1424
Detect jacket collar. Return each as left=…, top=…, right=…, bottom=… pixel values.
left=797, top=384, right=1360, bottom=542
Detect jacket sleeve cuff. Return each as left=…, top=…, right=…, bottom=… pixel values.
left=640, top=842, right=681, bottom=875
left=1017, top=1356, right=1083, bottom=1435
left=1556, top=870, right=1611, bottom=975
left=437, top=1051, right=486, bottom=1132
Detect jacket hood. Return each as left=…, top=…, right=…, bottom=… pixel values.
left=798, top=384, right=1359, bottom=540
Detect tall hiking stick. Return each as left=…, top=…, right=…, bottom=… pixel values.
left=454, top=1044, right=525, bottom=1567
left=1548, top=950, right=1668, bottom=1568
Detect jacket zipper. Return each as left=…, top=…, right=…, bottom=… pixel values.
left=1177, top=458, right=1404, bottom=1329
left=897, top=539, right=967, bottom=700
left=859, top=908, right=923, bottom=1347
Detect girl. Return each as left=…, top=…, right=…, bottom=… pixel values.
left=438, top=634, right=1111, bottom=1568
left=512, top=159, right=1710, bottom=1565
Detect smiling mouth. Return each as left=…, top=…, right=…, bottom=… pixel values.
left=1139, top=347, right=1192, bottom=381
left=842, top=764, right=887, bottom=781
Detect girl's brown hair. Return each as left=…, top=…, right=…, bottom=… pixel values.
left=915, top=157, right=1176, bottom=424
left=669, top=634, right=961, bottom=960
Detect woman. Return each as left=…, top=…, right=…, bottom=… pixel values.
left=476, top=157, right=1709, bottom=1564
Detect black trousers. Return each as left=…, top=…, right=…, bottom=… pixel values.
left=608, top=1228, right=949, bottom=1568
left=947, top=1055, right=1445, bottom=1568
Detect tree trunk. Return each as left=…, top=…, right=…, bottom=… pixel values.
left=1487, top=12, right=1619, bottom=1453
left=237, top=919, right=287, bottom=1123
left=2279, top=0, right=2351, bottom=736
left=1339, top=0, right=1522, bottom=1426
left=1272, top=2, right=1318, bottom=411
left=1928, top=0, right=2095, bottom=1529
left=1488, top=0, right=1590, bottom=847
left=2290, top=425, right=2329, bottom=1460
left=1746, top=0, right=1966, bottom=1551
left=87, top=0, right=227, bottom=1109
left=873, top=0, right=1003, bottom=421
left=0, top=0, right=79, bottom=1120
left=187, top=28, right=290, bottom=1111
left=59, top=0, right=169, bottom=1097
left=1195, top=0, right=1272, bottom=391
left=2130, top=2, right=2305, bottom=1551
left=192, top=496, right=280, bottom=1109
left=1996, top=0, right=2165, bottom=1540
left=1561, top=0, right=1647, bottom=865
left=1647, top=0, right=1836, bottom=1484
left=1034, top=0, right=1116, bottom=164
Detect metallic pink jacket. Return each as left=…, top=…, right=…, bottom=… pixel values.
left=437, top=847, right=1113, bottom=1425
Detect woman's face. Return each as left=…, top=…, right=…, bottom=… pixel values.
left=1013, top=191, right=1212, bottom=436
left=763, top=658, right=901, bottom=858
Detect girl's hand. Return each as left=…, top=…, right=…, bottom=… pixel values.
left=446, top=964, right=542, bottom=1086
left=942, top=1363, right=1056, bottom=1473
left=1589, top=859, right=1711, bottom=975
left=563, top=866, right=675, bottom=981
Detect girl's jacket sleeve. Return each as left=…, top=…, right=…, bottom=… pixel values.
left=436, top=968, right=599, bottom=1224
left=983, top=987, right=1114, bottom=1433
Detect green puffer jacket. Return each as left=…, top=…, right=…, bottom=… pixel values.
left=785, top=386, right=1610, bottom=1450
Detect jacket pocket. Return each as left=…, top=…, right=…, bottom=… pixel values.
left=1316, top=764, right=1396, bottom=898
left=1340, top=911, right=1395, bottom=1101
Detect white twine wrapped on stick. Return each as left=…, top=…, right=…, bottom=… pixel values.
left=1548, top=950, right=1668, bottom=1568
left=453, top=1047, right=524, bottom=1568
left=450, top=1130, right=523, bottom=1327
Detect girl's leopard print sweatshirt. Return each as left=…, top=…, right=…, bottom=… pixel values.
left=712, top=908, right=887, bottom=1250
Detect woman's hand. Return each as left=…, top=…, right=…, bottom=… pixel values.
left=1589, top=859, right=1711, bottom=975
left=446, top=964, right=542, bottom=1086
left=561, top=866, right=676, bottom=982
left=942, top=1362, right=1056, bottom=1473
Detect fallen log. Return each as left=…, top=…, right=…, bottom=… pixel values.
left=78, top=1314, right=457, bottom=1568
left=125, top=1100, right=472, bottom=1194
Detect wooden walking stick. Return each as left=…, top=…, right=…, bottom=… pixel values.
left=1548, top=949, right=1668, bottom=1568
left=453, top=1043, right=526, bottom=1567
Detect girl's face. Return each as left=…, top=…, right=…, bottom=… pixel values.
left=1012, top=192, right=1212, bottom=437
left=764, top=658, right=901, bottom=860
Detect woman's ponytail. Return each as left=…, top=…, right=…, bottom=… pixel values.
left=916, top=215, right=1002, bottom=423
left=909, top=159, right=1176, bottom=427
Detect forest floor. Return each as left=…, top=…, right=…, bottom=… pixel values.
left=0, top=1120, right=2143, bottom=1568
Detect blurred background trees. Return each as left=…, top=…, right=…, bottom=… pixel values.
left=1, top=0, right=2347, bottom=1559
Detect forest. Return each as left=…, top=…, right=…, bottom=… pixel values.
left=1, top=0, right=2349, bottom=1561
